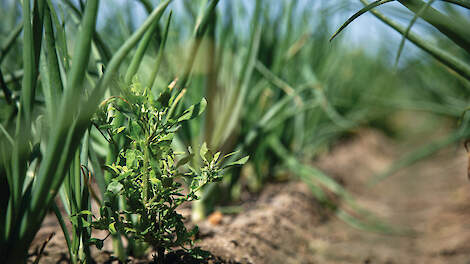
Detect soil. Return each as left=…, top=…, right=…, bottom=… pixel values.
left=28, top=129, right=470, bottom=263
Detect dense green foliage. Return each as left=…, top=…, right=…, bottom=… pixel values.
left=90, top=79, right=245, bottom=262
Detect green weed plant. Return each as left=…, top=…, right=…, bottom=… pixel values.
left=90, top=79, right=247, bottom=262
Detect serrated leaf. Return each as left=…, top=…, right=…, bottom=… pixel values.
left=89, top=238, right=104, bottom=250
left=159, top=133, right=174, bottom=142
left=109, top=222, right=117, bottom=235
left=81, top=217, right=91, bottom=227
left=211, top=151, right=221, bottom=166
left=71, top=210, right=93, bottom=217
left=150, top=177, right=162, bottom=187
left=115, top=126, right=126, bottom=134
left=125, top=149, right=138, bottom=167
left=107, top=181, right=123, bottom=194
left=223, top=151, right=239, bottom=159
left=105, top=164, right=120, bottom=175
left=111, top=111, right=125, bottom=130
left=129, top=120, right=142, bottom=140
left=78, top=210, right=92, bottom=216
left=177, top=98, right=207, bottom=122
left=114, top=170, right=132, bottom=182
left=223, top=156, right=249, bottom=169
left=200, top=142, right=208, bottom=163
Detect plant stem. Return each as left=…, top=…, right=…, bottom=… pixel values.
left=156, top=246, right=165, bottom=264
left=143, top=134, right=150, bottom=203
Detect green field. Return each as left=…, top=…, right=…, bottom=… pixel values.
left=1, top=0, right=469, bottom=263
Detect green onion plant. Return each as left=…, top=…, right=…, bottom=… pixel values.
left=332, top=0, right=470, bottom=182
left=0, top=0, right=174, bottom=262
